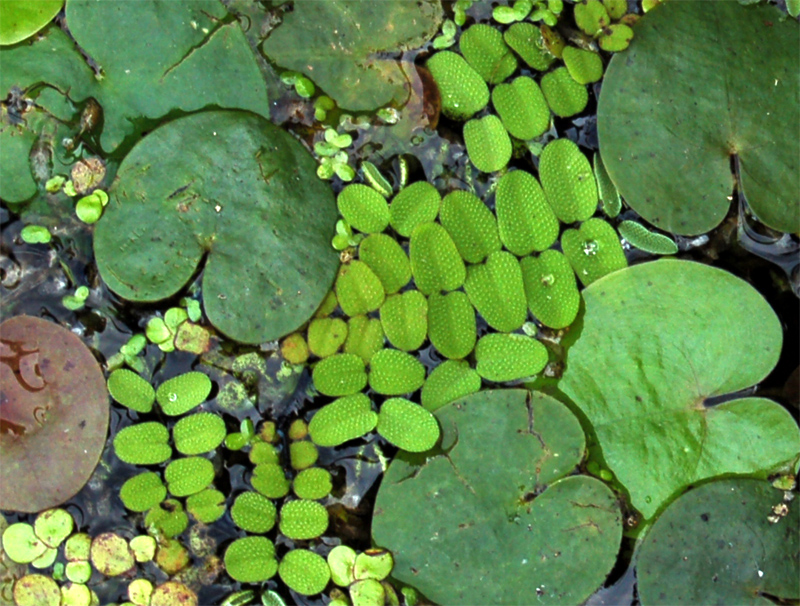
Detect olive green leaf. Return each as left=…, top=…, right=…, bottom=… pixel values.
left=252, top=463, right=290, bottom=500
left=261, top=0, right=442, bottom=111
left=495, top=170, right=559, bottom=256
left=464, top=115, right=512, bottom=173
left=562, top=46, right=603, bottom=85
left=492, top=76, right=550, bottom=140
left=328, top=545, right=357, bottom=587
left=89, top=532, right=135, bottom=577
left=540, top=67, right=588, bottom=118
left=539, top=138, right=597, bottom=223
left=560, top=260, right=800, bottom=519
left=637, top=479, right=799, bottom=605
left=156, top=372, right=212, bottom=416
left=145, top=499, right=189, bottom=539
left=279, top=500, right=328, bottom=540
left=113, top=422, right=171, bottom=465
left=359, top=233, right=412, bottom=294
left=164, top=457, right=214, bottom=498
left=561, top=218, right=627, bottom=286
left=373, top=390, right=621, bottom=605
left=420, top=360, right=482, bottom=412
left=185, top=488, right=226, bottom=524
left=309, top=394, right=378, bottom=447
left=427, top=291, right=477, bottom=360
left=464, top=251, right=527, bottom=332
left=426, top=51, right=490, bottom=121
left=290, top=441, right=319, bottom=471
left=172, top=413, right=226, bottom=456
left=279, top=549, right=331, bottom=596
left=2, top=523, right=47, bottom=564
left=120, top=473, right=167, bottom=514
left=439, top=190, right=502, bottom=264
left=336, top=261, right=386, bottom=317
left=593, top=152, right=622, bottom=218
left=389, top=181, right=442, bottom=237
left=377, top=398, right=440, bottom=452
left=459, top=23, right=518, bottom=84
left=308, top=318, right=348, bottom=359
left=337, top=184, right=390, bottom=234
left=344, top=315, right=385, bottom=363
left=312, top=353, right=368, bottom=397
left=603, top=0, right=627, bottom=20
left=369, top=349, right=426, bottom=396
left=380, top=291, right=428, bottom=352
left=618, top=221, right=678, bottom=255
left=475, top=333, right=548, bottom=382
left=94, top=111, right=337, bottom=344
left=598, top=23, right=633, bottom=52
left=231, top=492, right=277, bottom=534
left=409, top=222, right=466, bottom=295
left=0, top=1, right=63, bottom=46
left=597, top=1, right=798, bottom=234
left=282, top=333, right=310, bottom=365
left=519, top=250, right=580, bottom=329
left=503, top=22, right=556, bottom=71
left=574, top=0, right=610, bottom=36
left=293, top=468, right=333, bottom=500
left=107, top=369, right=154, bottom=413
left=224, top=537, right=277, bottom=583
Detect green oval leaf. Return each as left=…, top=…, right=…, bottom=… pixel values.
left=164, top=457, right=214, bottom=497
left=120, top=472, right=166, bottom=513
left=503, top=22, right=556, bottom=71
left=359, top=233, right=411, bottom=295
left=336, top=261, right=385, bottom=317
left=539, top=138, right=598, bottom=223
left=224, top=537, right=277, bottom=583
left=114, top=422, right=171, bottom=465
left=495, top=170, right=559, bottom=256
left=618, top=220, right=678, bottom=255
left=492, top=76, right=550, bottom=140
left=156, top=372, right=212, bottom=416
left=561, top=218, right=628, bottom=286
left=376, top=398, right=440, bottom=452
left=369, top=349, right=426, bottom=396
left=593, top=152, right=622, bottom=218
left=309, top=394, right=378, bottom=447
left=389, top=181, right=441, bottom=237
left=464, top=115, right=512, bottom=173
left=459, top=23, right=518, bottom=84
left=231, top=492, right=277, bottom=534
left=0, top=1, right=63, bottom=46
left=475, top=333, right=548, bottom=382
left=107, top=369, right=154, bottom=413
left=540, top=67, right=588, bottom=118
left=279, top=499, right=328, bottom=540
left=464, top=251, right=527, bottom=332
left=409, top=222, right=466, bottom=295
left=344, top=315, right=385, bottom=363
left=293, top=468, right=333, bottom=501
left=251, top=463, right=290, bottom=500
left=307, top=317, right=348, bottom=359
left=562, top=46, right=603, bottom=85
left=312, top=353, right=368, bottom=397
left=172, top=412, right=226, bottom=455
left=427, top=50, right=490, bottom=121
left=427, top=291, right=477, bottom=360
left=520, top=250, right=580, bottom=329
left=278, top=549, right=331, bottom=596
left=337, top=184, right=390, bottom=234
left=380, top=290, right=428, bottom=352
left=420, top=360, right=482, bottom=412
left=439, top=190, right=501, bottom=264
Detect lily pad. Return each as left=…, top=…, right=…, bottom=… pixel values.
left=0, top=1, right=63, bottom=46
left=372, top=390, right=622, bottom=604
left=308, top=394, right=378, bottom=447
left=637, top=478, right=799, bottom=605
left=94, top=110, right=338, bottom=344
left=261, top=0, right=442, bottom=111
left=439, top=190, right=502, bottom=264
left=0, top=316, right=108, bottom=512
left=597, top=1, right=799, bottom=234
left=560, top=260, right=800, bottom=519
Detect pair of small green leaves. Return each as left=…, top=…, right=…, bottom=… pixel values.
left=574, top=0, right=633, bottom=52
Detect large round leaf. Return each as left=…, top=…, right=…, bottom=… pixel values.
left=0, top=0, right=63, bottom=46
left=0, top=316, right=109, bottom=512
left=372, top=390, right=622, bottom=605
left=94, top=111, right=339, bottom=344
left=560, top=260, right=800, bottom=520
left=598, top=2, right=799, bottom=235
left=637, top=479, right=799, bottom=605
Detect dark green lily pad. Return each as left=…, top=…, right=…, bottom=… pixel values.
left=373, top=390, right=622, bottom=605
left=637, top=478, right=799, bottom=605
left=560, top=260, right=800, bottom=519
left=261, top=0, right=442, bottom=111
left=597, top=1, right=799, bottom=235
left=94, top=110, right=338, bottom=344
left=0, top=316, right=109, bottom=513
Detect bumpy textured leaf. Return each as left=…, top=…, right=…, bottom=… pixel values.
left=492, top=76, right=550, bottom=140
left=420, top=360, right=482, bottom=412
left=593, top=152, right=622, bottom=218
left=495, top=170, right=559, bottom=256
left=312, top=353, right=367, bottom=396
left=464, top=115, right=512, bottom=173
left=539, top=138, right=597, bottom=223
left=309, top=394, right=378, bottom=447
left=164, top=457, right=214, bottom=497
left=503, top=22, right=556, bottom=71
left=427, top=50, right=489, bottom=121
left=369, top=349, right=426, bottom=395
left=224, top=537, right=277, bottom=583
left=520, top=250, right=580, bottom=329
left=252, top=463, right=290, bottom=499
left=279, top=500, right=328, bottom=540
left=113, top=423, right=171, bottom=466
left=119, top=472, right=166, bottom=513
left=427, top=292, right=477, bottom=360
left=540, top=67, right=588, bottom=118
left=94, top=111, right=338, bottom=344
left=338, top=185, right=390, bottom=234
left=0, top=316, right=109, bottom=513
left=561, top=218, right=627, bottom=286
left=574, top=0, right=610, bottom=36
left=376, top=398, right=440, bottom=452
left=262, top=0, right=442, bottom=111
left=359, top=234, right=411, bottom=294
left=475, top=333, right=548, bottom=382
left=293, top=468, right=333, bottom=500
left=107, top=369, right=155, bottom=413
left=464, top=251, right=527, bottom=332
left=637, top=479, right=799, bottom=605
left=336, top=261, right=385, bottom=316
left=560, top=260, right=800, bottom=519
left=344, top=316, right=385, bottom=363
left=172, top=412, right=226, bottom=456
left=597, top=1, right=799, bottom=234
left=618, top=221, right=678, bottom=255
left=373, top=390, right=621, bottom=605
left=279, top=549, right=331, bottom=596
left=156, top=372, right=211, bottom=416
left=380, top=291, right=428, bottom=351
left=231, top=492, right=277, bottom=534
left=0, top=1, right=62, bottom=46
left=307, top=318, right=348, bottom=358
left=409, top=222, right=466, bottom=295
left=389, top=182, right=441, bottom=237
left=439, top=190, right=501, bottom=264
left=562, top=46, right=603, bottom=85
left=459, top=24, right=518, bottom=84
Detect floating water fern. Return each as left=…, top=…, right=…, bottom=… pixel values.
left=107, top=369, right=155, bottom=413
left=120, top=473, right=166, bottom=513
left=389, top=181, right=441, bottom=237
left=420, top=360, right=482, bottom=412
left=278, top=500, right=328, bottom=540
left=540, top=66, right=588, bottom=117
left=380, top=290, right=428, bottom=351
left=172, top=412, right=226, bottom=455
left=520, top=250, right=581, bottom=329
left=593, top=152, right=622, bottom=218
left=278, top=549, right=331, bottom=596
left=439, top=190, right=502, bottom=264
left=492, top=76, right=550, bottom=140
left=539, top=138, right=598, bottom=223
left=231, top=492, right=277, bottom=534
left=562, top=46, right=603, bottom=85
left=427, top=291, right=477, bottom=360
left=344, top=316, right=385, bottom=362
left=618, top=220, right=678, bottom=255
left=474, top=333, right=549, bottom=382
left=335, top=261, right=385, bottom=316
left=307, top=317, right=348, bottom=358
left=503, top=22, right=556, bottom=71
left=155, top=372, right=212, bottom=416
left=224, top=537, right=277, bottom=583
left=337, top=184, right=390, bottom=234
left=311, top=353, right=368, bottom=397
left=463, top=114, right=512, bottom=173
left=369, top=349, right=426, bottom=395
left=409, top=222, right=466, bottom=295
left=164, top=457, right=214, bottom=497
left=376, top=398, right=440, bottom=452
left=459, top=23, right=518, bottom=84
left=426, top=51, right=489, bottom=121
left=495, top=170, right=559, bottom=255
left=308, top=394, right=378, bottom=447
left=561, top=218, right=628, bottom=285
left=464, top=251, right=527, bottom=332
left=358, top=233, right=412, bottom=294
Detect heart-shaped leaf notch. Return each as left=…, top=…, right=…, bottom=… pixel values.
left=94, top=110, right=339, bottom=344
left=561, top=259, right=800, bottom=520
left=372, top=389, right=622, bottom=605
